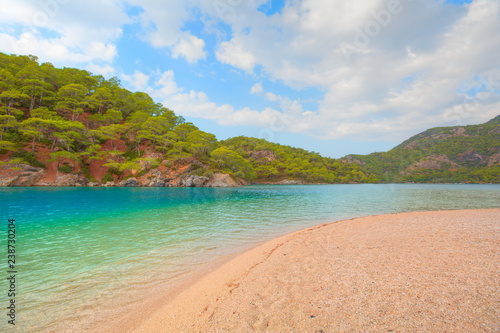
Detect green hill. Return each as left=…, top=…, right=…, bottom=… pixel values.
left=345, top=116, right=500, bottom=183
left=222, top=136, right=377, bottom=184
left=0, top=52, right=372, bottom=186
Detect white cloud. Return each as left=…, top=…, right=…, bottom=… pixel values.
left=172, top=33, right=207, bottom=63
left=155, top=70, right=181, bottom=96
left=129, top=0, right=207, bottom=63
left=266, top=92, right=279, bottom=102
left=216, top=38, right=256, bottom=73
left=0, top=0, right=127, bottom=71
left=1, top=0, right=497, bottom=144
left=125, top=0, right=500, bottom=144
left=0, top=32, right=118, bottom=63
left=86, top=63, right=116, bottom=77
left=250, top=82, right=263, bottom=94
left=204, top=0, right=500, bottom=140
left=122, top=71, right=151, bottom=92
left=122, top=69, right=287, bottom=129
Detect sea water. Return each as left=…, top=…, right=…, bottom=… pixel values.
left=1, top=184, right=499, bottom=332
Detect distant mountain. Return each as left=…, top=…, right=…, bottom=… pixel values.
left=344, top=116, right=500, bottom=183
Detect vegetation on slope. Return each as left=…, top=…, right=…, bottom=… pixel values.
left=346, top=116, right=500, bottom=183
left=0, top=52, right=374, bottom=185
left=223, top=137, right=378, bottom=183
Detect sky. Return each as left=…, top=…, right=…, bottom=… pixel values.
left=0, top=0, right=499, bottom=158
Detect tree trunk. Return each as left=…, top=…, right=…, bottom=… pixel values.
left=31, top=136, right=36, bottom=152
left=29, top=83, right=35, bottom=112
left=51, top=139, right=57, bottom=153
left=39, top=90, right=44, bottom=107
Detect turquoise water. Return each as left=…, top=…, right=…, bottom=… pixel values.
left=0, top=184, right=499, bottom=332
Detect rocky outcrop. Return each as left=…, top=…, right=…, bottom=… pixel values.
left=119, top=178, right=140, bottom=187
left=171, top=175, right=209, bottom=187
left=0, top=158, right=241, bottom=188
left=0, top=164, right=45, bottom=186
left=206, top=173, right=239, bottom=187
left=342, top=155, right=365, bottom=165
left=251, top=150, right=277, bottom=163
left=185, top=175, right=209, bottom=187
left=277, top=179, right=306, bottom=185
left=138, top=169, right=167, bottom=187
left=453, top=127, right=468, bottom=136
left=457, top=150, right=486, bottom=165
left=489, top=127, right=500, bottom=135
left=488, top=152, right=500, bottom=167
left=407, top=155, right=461, bottom=171
left=51, top=174, right=79, bottom=186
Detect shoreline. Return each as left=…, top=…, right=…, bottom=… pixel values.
left=121, top=209, right=499, bottom=332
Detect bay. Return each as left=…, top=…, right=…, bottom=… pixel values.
left=0, top=184, right=499, bottom=332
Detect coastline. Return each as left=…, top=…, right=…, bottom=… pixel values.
left=122, top=209, right=500, bottom=333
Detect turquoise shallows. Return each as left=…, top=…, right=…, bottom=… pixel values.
left=1, top=184, right=499, bottom=331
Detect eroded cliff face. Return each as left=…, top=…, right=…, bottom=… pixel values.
left=0, top=158, right=241, bottom=188
left=0, top=164, right=85, bottom=187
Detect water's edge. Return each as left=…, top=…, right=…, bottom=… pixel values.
left=1, top=184, right=499, bottom=332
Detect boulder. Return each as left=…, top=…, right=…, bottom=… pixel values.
left=207, top=173, right=239, bottom=187
left=119, top=178, right=140, bottom=187
left=139, top=169, right=166, bottom=187
left=54, top=174, right=79, bottom=186
left=103, top=181, right=116, bottom=187
left=277, top=179, right=305, bottom=185
left=180, top=175, right=209, bottom=187
left=78, top=177, right=89, bottom=186
left=87, top=182, right=99, bottom=187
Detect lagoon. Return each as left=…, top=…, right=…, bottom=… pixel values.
left=1, top=184, right=499, bottom=332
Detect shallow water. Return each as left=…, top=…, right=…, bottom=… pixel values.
left=1, top=184, right=499, bottom=332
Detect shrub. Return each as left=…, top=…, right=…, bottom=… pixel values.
left=11, top=151, right=46, bottom=168
left=58, top=164, right=73, bottom=174
left=101, top=172, right=114, bottom=183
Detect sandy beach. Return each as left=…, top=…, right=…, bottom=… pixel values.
left=128, top=209, right=499, bottom=332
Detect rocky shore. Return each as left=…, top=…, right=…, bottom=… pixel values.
left=0, top=162, right=242, bottom=188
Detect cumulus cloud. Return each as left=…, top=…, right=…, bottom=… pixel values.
left=172, top=33, right=207, bottom=63
left=250, top=82, right=263, bottom=94
left=0, top=0, right=128, bottom=69
left=129, top=0, right=208, bottom=63
left=123, top=69, right=287, bottom=129
left=205, top=0, right=500, bottom=140
left=216, top=38, right=256, bottom=73
left=1, top=0, right=497, bottom=143
left=122, top=71, right=151, bottom=92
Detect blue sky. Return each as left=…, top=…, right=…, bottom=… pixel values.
left=0, top=0, right=498, bottom=158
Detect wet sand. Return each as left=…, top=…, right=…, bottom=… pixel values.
left=130, top=209, right=499, bottom=332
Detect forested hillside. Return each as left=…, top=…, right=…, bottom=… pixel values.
left=0, top=52, right=373, bottom=186
left=222, top=137, right=377, bottom=183
left=345, top=116, right=500, bottom=183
